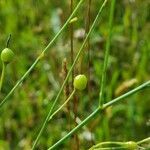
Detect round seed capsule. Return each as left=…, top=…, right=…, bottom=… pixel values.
left=1, top=48, right=14, bottom=64
left=125, top=141, right=138, bottom=150
left=73, top=74, right=87, bottom=90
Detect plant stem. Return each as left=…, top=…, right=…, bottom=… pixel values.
left=69, top=0, right=79, bottom=148
left=70, top=0, right=74, bottom=89
left=102, top=81, right=150, bottom=109
left=137, top=137, right=150, bottom=145
left=0, top=62, right=6, bottom=92
left=86, top=0, right=92, bottom=102
left=0, top=0, right=84, bottom=108
left=48, top=89, right=75, bottom=121
left=99, top=0, right=116, bottom=106
left=48, top=80, right=150, bottom=150
left=48, top=107, right=101, bottom=150
left=91, top=141, right=125, bottom=148
left=32, top=0, right=108, bottom=149
left=90, top=147, right=127, bottom=150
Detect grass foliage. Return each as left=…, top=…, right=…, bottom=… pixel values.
left=0, top=0, right=150, bottom=149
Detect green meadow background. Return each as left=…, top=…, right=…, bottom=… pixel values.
left=0, top=0, right=149, bottom=149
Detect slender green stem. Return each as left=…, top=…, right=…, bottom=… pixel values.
left=102, top=80, right=150, bottom=109
left=48, top=80, right=150, bottom=150
left=91, top=147, right=127, bottom=150
left=92, top=141, right=125, bottom=147
left=99, top=0, right=116, bottom=106
left=0, top=62, right=6, bottom=92
left=70, top=0, right=74, bottom=88
left=31, top=2, right=85, bottom=148
left=86, top=0, right=92, bottom=102
left=48, top=89, right=75, bottom=121
left=0, top=0, right=84, bottom=108
left=48, top=107, right=101, bottom=150
left=32, top=0, right=108, bottom=149
left=137, top=137, right=150, bottom=145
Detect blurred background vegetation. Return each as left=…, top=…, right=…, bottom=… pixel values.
left=0, top=0, right=150, bottom=149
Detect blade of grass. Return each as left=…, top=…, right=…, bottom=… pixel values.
left=48, top=80, right=150, bottom=150
left=32, top=0, right=108, bottom=149
left=0, top=0, right=84, bottom=108
left=99, top=0, right=116, bottom=106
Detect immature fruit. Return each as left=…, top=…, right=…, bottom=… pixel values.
left=73, top=74, right=87, bottom=90
left=125, top=141, right=138, bottom=150
left=1, top=48, right=14, bottom=64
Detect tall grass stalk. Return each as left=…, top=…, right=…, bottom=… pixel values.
left=86, top=0, right=93, bottom=145
left=48, top=80, right=150, bottom=150
left=69, top=0, right=79, bottom=148
left=99, top=0, right=116, bottom=106
left=32, top=0, right=108, bottom=149
left=86, top=0, right=92, bottom=102
left=0, top=0, right=84, bottom=108
left=70, top=0, right=74, bottom=88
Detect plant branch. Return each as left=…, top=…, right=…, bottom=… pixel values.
left=137, top=137, right=150, bottom=145
left=48, top=80, right=150, bottom=150
left=90, top=147, right=127, bottom=150
left=0, top=0, right=84, bottom=108
left=48, top=107, right=101, bottom=150
left=32, top=0, right=108, bottom=149
left=102, top=80, right=150, bottom=109
left=48, top=89, right=75, bottom=121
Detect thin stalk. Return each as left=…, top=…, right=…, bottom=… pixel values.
left=92, top=141, right=125, bottom=148
left=47, top=0, right=107, bottom=120
left=69, top=0, right=79, bottom=148
left=70, top=0, right=74, bottom=88
left=62, top=58, right=70, bottom=129
left=102, top=81, right=150, bottom=109
left=0, top=0, right=84, bottom=108
left=86, top=0, right=93, bottom=145
left=86, top=0, right=92, bottom=102
left=49, top=89, right=75, bottom=121
left=0, top=62, right=6, bottom=91
left=99, top=0, right=116, bottom=106
left=137, top=137, right=150, bottom=145
left=48, top=107, right=101, bottom=150
left=32, top=1, right=108, bottom=149
left=91, top=147, right=127, bottom=150
left=48, top=80, right=150, bottom=150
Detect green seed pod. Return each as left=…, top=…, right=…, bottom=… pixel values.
left=1, top=48, right=14, bottom=64
left=125, top=141, right=138, bottom=150
left=73, top=74, right=87, bottom=90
